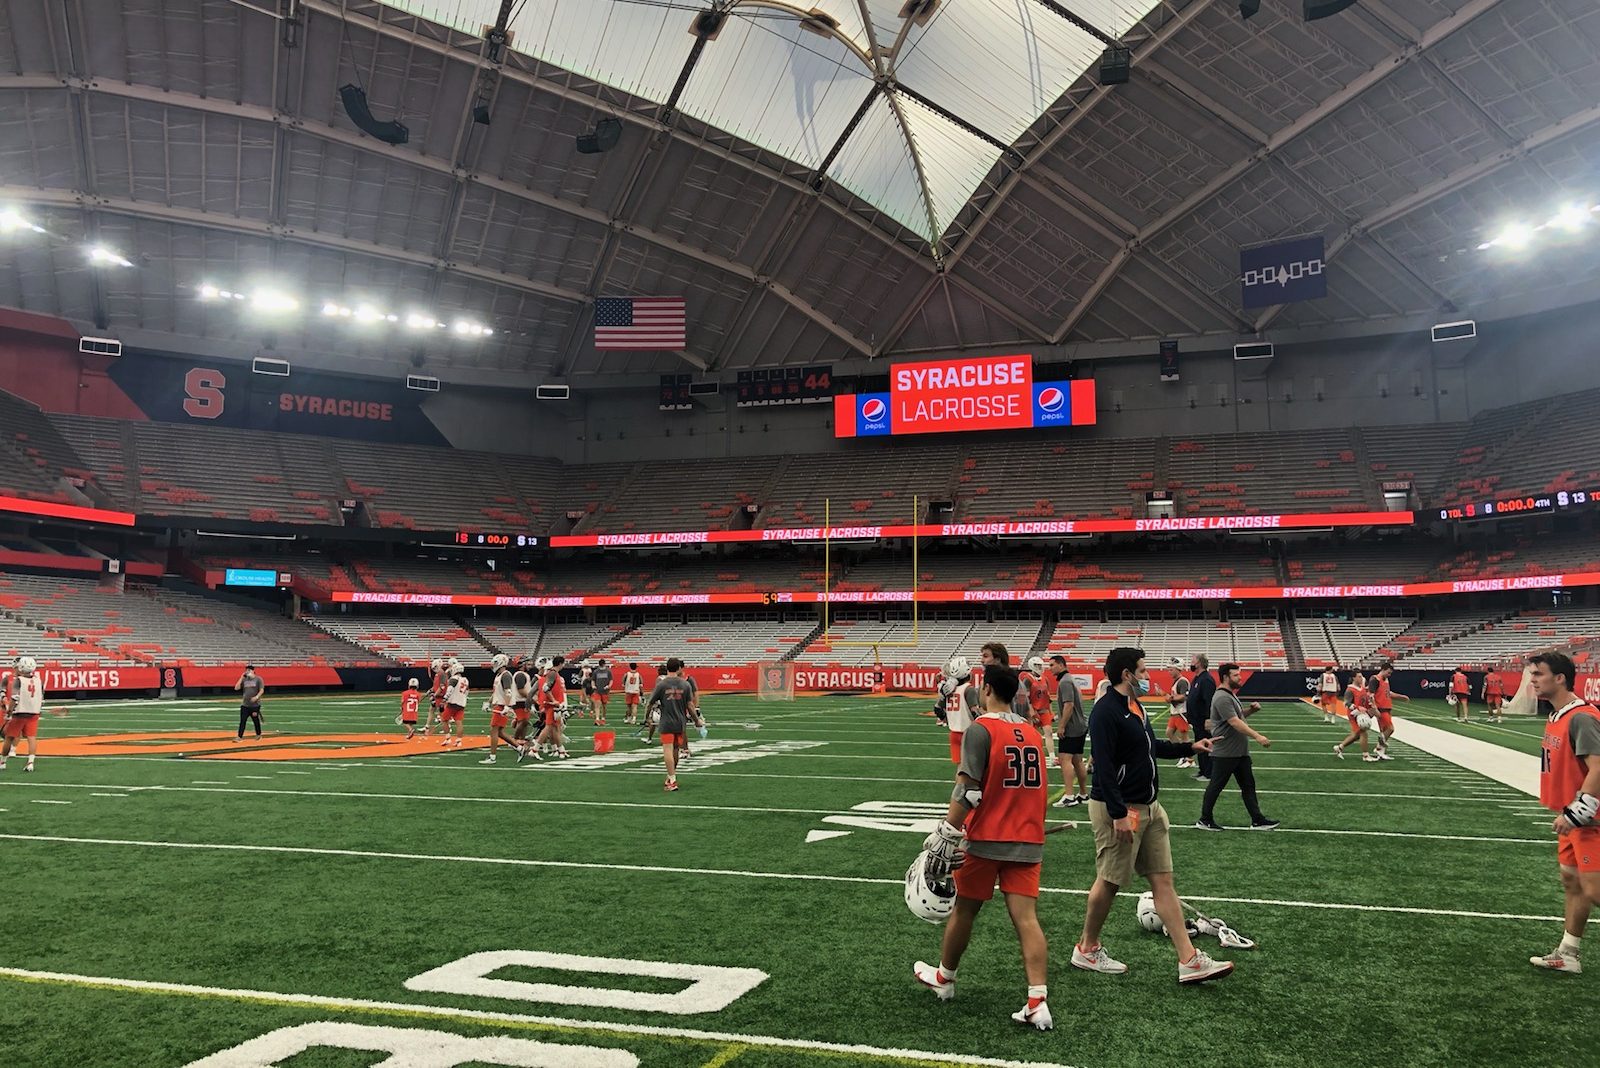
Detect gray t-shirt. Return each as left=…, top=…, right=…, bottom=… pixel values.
left=1567, top=710, right=1600, bottom=758
left=239, top=674, right=264, bottom=706
left=956, top=715, right=1044, bottom=864
left=1057, top=676, right=1087, bottom=738
left=647, top=675, right=695, bottom=735
left=592, top=666, right=613, bottom=693
left=1208, top=688, right=1251, bottom=759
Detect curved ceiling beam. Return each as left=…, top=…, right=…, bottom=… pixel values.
left=0, top=75, right=874, bottom=357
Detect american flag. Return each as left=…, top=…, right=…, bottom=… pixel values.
left=594, top=296, right=686, bottom=350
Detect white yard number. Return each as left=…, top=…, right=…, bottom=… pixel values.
left=182, top=1021, right=638, bottom=1067
left=405, top=950, right=768, bottom=1014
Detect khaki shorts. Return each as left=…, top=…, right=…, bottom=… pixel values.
left=1088, top=799, right=1173, bottom=887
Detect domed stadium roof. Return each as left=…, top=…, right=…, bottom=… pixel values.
left=0, top=0, right=1596, bottom=381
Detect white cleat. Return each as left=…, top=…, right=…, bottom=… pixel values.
left=1178, top=949, right=1234, bottom=985
left=1332, top=745, right=1344, bottom=760
left=1011, top=1001, right=1053, bottom=1031
left=1071, top=943, right=1128, bottom=974
left=1362, top=754, right=1381, bottom=762
left=24, top=762, right=34, bottom=773
left=912, top=961, right=956, bottom=1000
left=1530, top=950, right=1582, bottom=974
left=479, top=756, right=496, bottom=764
left=1376, top=750, right=1393, bottom=761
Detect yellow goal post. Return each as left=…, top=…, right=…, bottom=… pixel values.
left=820, top=493, right=920, bottom=648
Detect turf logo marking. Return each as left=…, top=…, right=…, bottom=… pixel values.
left=808, top=800, right=949, bottom=841
left=182, top=1021, right=638, bottom=1067
left=35, top=730, right=486, bottom=761
left=406, top=951, right=768, bottom=1015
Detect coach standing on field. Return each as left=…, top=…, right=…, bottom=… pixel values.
left=1195, top=663, right=1279, bottom=831
left=1184, top=653, right=1216, bottom=782
left=1072, top=646, right=1229, bottom=983
left=235, top=664, right=265, bottom=741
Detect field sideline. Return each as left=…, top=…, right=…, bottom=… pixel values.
left=0, top=692, right=1589, bottom=1068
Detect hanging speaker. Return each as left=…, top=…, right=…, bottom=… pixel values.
left=575, top=117, right=622, bottom=154
left=339, top=84, right=409, bottom=145
left=1304, top=0, right=1359, bottom=19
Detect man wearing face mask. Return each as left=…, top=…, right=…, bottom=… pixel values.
left=1183, top=653, right=1216, bottom=782
left=1073, top=646, right=1227, bottom=983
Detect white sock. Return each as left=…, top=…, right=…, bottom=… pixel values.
left=1561, top=931, right=1582, bottom=955
left=1027, top=984, right=1047, bottom=1002
left=938, top=965, right=958, bottom=981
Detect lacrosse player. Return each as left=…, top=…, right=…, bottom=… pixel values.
left=398, top=679, right=422, bottom=740
left=934, top=656, right=981, bottom=764
left=0, top=657, right=54, bottom=772
left=481, top=654, right=521, bottom=764
left=1529, top=651, right=1600, bottom=974
left=913, top=664, right=1052, bottom=1029
left=1450, top=666, right=1471, bottom=723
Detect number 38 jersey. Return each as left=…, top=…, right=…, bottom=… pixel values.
left=958, top=713, right=1046, bottom=854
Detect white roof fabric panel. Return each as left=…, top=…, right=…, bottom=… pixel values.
left=384, top=0, right=1157, bottom=243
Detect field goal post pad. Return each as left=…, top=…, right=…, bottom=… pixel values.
left=757, top=661, right=796, bottom=701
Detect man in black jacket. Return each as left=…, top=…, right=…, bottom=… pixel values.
left=1184, top=653, right=1216, bottom=781
left=1072, top=646, right=1233, bottom=985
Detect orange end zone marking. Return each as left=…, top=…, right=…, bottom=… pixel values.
left=34, top=731, right=487, bottom=760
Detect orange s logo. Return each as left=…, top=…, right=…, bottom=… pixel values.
left=183, top=368, right=226, bottom=419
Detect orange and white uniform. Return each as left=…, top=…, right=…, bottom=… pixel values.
left=541, top=669, right=567, bottom=713
left=444, top=672, right=469, bottom=721
left=1030, top=671, right=1054, bottom=731
left=399, top=688, right=421, bottom=724
left=1542, top=700, right=1600, bottom=873
left=1372, top=676, right=1395, bottom=733
left=1484, top=673, right=1504, bottom=709
left=3, top=671, right=44, bottom=739
left=490, top=669, right=513, bottom=729
left=953, top=713, right=1048, bottom=901
left=1320, top=671, right=1340, bottom=712
left=940, top=677, right=979, bottom=763
left=623, top=670, right=643, bottom=708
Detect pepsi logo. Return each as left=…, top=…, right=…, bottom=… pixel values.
left=862, top=398, right=887, bottom=421
left=1038, top=387, right=1065, bottom=413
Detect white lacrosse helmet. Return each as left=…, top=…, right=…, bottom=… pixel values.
left=904, top=851, right=957, bottom=925
left=1026, top=655, right=1044, bottom=676
left=408, top=678, right=419, bottom=688
left=430, top=658, right=442, bottom=672
left=449, top=659, right=464, bottom=675
left=16, top=655, right=37, bottom=675
left=536, top=656, right=552, bottom=672
left=944, top=655, right=971, bottom=682
left=491, top=653, right=510, bottom=671
left=1356, top=712, right=1375, bottom=730
left=1445, top=693, right=1458, bottom=706
left=1136, top=891, right=1165, bottom=933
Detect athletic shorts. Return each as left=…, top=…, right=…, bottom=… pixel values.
left=660, top=732, right=686, bottom=747
left=1089, top=799, right=1173, bottom=887
left=595, top=690, right=609, bottom=700
left=1558, top=828, right=1600, bottom=873
left=1167, top=715, right=1189, bottom=733
left=1377, top=711, right=1394, bottom=734
left=240, top=704, right=261, bottom=715
left=491, top=710, right=510, bottom=729
left=1349, top=712, right=1364, bottom=729
left=625, top=693, right=640, bottom=706
left=1036, top=712, right=1053, bottom=729
left=401, top=713, right=417, bottom=724
left=1452, top=693, right=1469, bottom=704
left=949, top=732, right=962, bottom=764
left=446, top=704, right=465, bottom=723
left=954, top=854, right=1041, bottom=901
left=1487, top=695, right=1503, bottom=709
left=1059, top=734, right=1086, bottom=756
left=3, top=713, right=38, bottom=739
left=513, top=703, right=530, bottom=723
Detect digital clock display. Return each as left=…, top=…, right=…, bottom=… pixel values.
left=453, top=531, right=534, bottom=548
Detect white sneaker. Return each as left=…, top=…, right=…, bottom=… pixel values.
left=1071, top=943, right=1128, bottom=974
left=1332, top=745, right=1344, bottom=760
left=1051, top=794, right=1073, bottom=808
left=1530, top=950, right=1582, bottom=974
left=912, top=961, right=956, bottom=1000
left=1362, top=754, right=1381, bottom=762
left=1178, top=949, right=1234, bottom=985
left=24, top=761, right=33, bottom=773
left=479, top=756, right=496, bottom=764
left=1376, top=750, right=1393, bottom=761
left=1011, top=1000, right=1053, bottom=1030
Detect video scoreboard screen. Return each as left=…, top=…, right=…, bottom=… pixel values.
left=1438, top=489, right=1596, bottom=522
left=833, top=354, right=1095, bottom=438
left=736, top=366, right=832, bottom=406
left=452, top=530, right=537, bottom=548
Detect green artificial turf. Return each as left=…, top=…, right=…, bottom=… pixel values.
left=0, top=693, right=1593, bottom=1068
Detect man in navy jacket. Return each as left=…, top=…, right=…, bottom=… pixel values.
left=1071, top=646, right=1233, bottom=985
left=1184, top=653, right=1216, bottom=781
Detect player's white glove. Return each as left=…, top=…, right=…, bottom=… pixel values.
left=922, top=821, right=964, bottom=871
left=1563, top=792, right=1599, bottom=828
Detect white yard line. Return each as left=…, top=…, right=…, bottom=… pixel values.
left=1388, top=715, right=1541, bottom=796
left=0, top=834, right=1563, bottom=921
left=0, top=966, right=1078, bottom=1068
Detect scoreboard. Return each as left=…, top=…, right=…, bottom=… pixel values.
left=736, top=366, right=832, bottom=406
left=834, top=354, right=1095, bottom=438
left=452, top=530, right=537, bottom=548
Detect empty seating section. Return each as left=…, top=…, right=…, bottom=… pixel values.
left=533, top=620, right=632, bottom=661
left=1292, top=613, right=1416, bottom=668
left=1045, top=614, right=1284, bottom=670
left=797, top=616, right=1045, bottom=668
left=606, top=617, right=812, bottom=665
left=1049, top=548, right=1277, bottom=588
left=1284, top=543, right=1443, bottom=585
left=0, top=391, right=102, bottom=504
left=575, top=459, right=769, bottom=533
left=308, top=615, right=491, bottom=665
left=328, top=441, right=566, bottom=532
left=958, top=437, right=1152, bottom=521
left=1362, top=424, right=1460, bottom=501
left=1373, top=607, right=1505, bottom=667
left=1398, top=607, right=1600, bottom=669
left=758, top=445, right=960, bottom=528
left=0, top=572, right=379, bottom=666
left=1168, top=431, right=1366, bottom=515
left=837, top=553, right=1043, bottom=592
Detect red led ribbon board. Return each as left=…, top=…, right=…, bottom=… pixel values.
left=833, top=354, right=1095, bottom=438
left=0, top=493, right=137, bottom=527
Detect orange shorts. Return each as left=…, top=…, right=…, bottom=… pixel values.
left=1377, top=711, right=1394, bottom=734
left=1321, top=694, right=1339, bottom=708
left=661, top=732, right=686, bottom=747
left=513, top=707, right=530, bottom=723
left=446, top=705, right=465, bottom=722
left=949, top=732, right=962, bottom=764
left=1036, top=711, right=1053, bottom=728
left=1167, top=715, right=1189, bottom=733
left=1487, top=695, right=1503, bottom=709
left=953, top=854, right=1041, bottom=901
left=1558, top=828, right=1600, bottom=873
left=626, top=694, right=640, bottom=707
left=3, top=714, right=38, bottom=739
left=401, top=713, right=417, bottom=724
left=490, top=711, right=509, bottom=729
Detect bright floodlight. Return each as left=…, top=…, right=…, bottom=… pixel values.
left=1494, top=224, right=1532, bottom=250
left=88, top=245, right=133, bottom=268
left=405, top=313, right=437, bottom=330
left=322, top=302, right=342, bottom=316
left=251, top=290, right=298, bottom=313
left=354, top=305, right=385, bottom=324
left=1550, top=205, right=1589, bottom=232
left=199, top=284, right=221, bottom=300
left=0, top=208, right=28, bottom=231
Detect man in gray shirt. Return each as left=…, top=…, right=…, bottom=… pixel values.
left=646, top=657, right=695, bottom=793
left=592, top=659, right=614, bottom=726
left=1050, top=655, right=1089, bottom=809
left=1196, top=663, right=1278, bottom=831
left=235, top=665, right=265, bottom=741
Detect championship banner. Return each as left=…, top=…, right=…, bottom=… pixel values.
left=1240, top=234, right=1327, bottom=309
left=834, top=354, right=1095, bottom=438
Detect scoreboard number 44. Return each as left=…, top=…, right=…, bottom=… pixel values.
left=182, top=949, right=768, bottom=1067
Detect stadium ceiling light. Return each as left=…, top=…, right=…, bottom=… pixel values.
left=405, top=313, right=440, bottom=330
left=0, top=207, right=45, bottom=234
left=321, top=301, right=343, bottom=316
left=87, top=244, right=134, bottom=268
left=199, top=284, right=221, bottom=300
left=251, top=290, right=299, bottom=313
left=354, top=305, right=387, bottom=324
left=1549, top=205, right=1590, bottom=232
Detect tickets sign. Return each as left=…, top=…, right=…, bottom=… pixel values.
left=834, top=354, right=1095, bottom=438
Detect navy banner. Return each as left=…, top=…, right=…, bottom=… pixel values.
left=1239, top=235, right=1327, bottom=310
